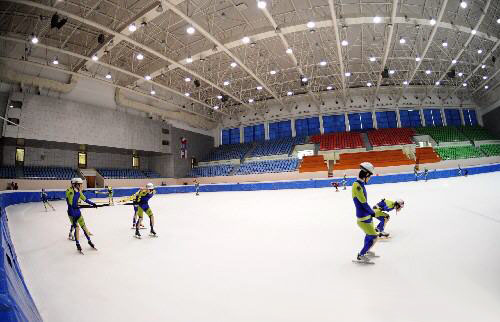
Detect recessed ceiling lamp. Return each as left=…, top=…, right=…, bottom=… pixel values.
left=389, top=70, right=395, bottom=75
left=425, top=70, right=431, bottom=74
left=458, top=72, right=463, bottom=77
left=483, top=76, right=488, bottom=80
left=478, top=49, right=483, bottom=54
left=485, top=85, right=489, bottom=89
left=471, top=29, right=477, bottom=35
left=302, top=77, right=308, bottom=82
left=217, top=95, right=223, bottom=99
left=403, top=81, right=409, bottom=85
left=415, top=57, right=421, bottom=62
left=435, top=81, right=440, bottom=86
left=481, top=64, right=486, bottom=69
left=213, top=105, right=219, bottom=110
left=442, top=41, right=448, bottom=47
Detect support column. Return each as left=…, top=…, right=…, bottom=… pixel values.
left=214, top=126, right=221, bottom=147
left=441, top=108, right=447, bottom=126
left=264, top=121, right=270, bottom=140
left=239, top=125, right=244, bottom=143
left=396, top=108, right=401, bottom=128
left=291, top=118, right=296, bottom=137
left=372, top=109, right=378, bottom=129
left=477, top=109, right=484, bottom=126
left=420, top=109, right=426, bottom=127
left=319, top=114, right=325, bottom=134
left=345, top=112, right=350, bottom=131
left=459, top=108, right=465, bottom=126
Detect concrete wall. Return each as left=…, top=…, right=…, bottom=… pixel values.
left=171, top=127, right=214, bottom=178
left=3, top=93, right=170, bottom=154
left=0, top=92, right=8, bottom=137
left=150, top=154, right=174, bottom=178
left=483, top=107, right=500, bottom=139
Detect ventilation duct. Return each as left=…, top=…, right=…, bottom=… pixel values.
left=114, top=88, right=216, bottom=130
left=0, top=63, right=77, bottom=93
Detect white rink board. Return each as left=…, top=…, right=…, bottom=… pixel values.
left=7, top=173, right=500, bottom=322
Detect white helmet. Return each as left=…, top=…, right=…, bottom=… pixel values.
left=146, top=183, right=154, bottom=190
left=396, top=199, right=405, bottom=209
left=71, top=178, right=83, bottom=184
left=360, top=162, right=375, bottom=175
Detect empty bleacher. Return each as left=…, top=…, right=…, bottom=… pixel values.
left=97, top=168, right=146, bottom=179
left=416, top=147, right=441, bottom=164
left=311, top=132, right=364, bottom=150
left=142, top=170, right=161, bottom=178
left=299, top=155, right=328, bottom=173
left=187, top=164, right=234, bottom=177
left=459, top=127, right=498, bottom=141
left=23, top=166, right=79, bottom=180
left=202, top=143, right=253, bottom=162
left=415, top=126, right=469, bottom=144
left=479, top=144, right=500, bottom=157
left=251, top=137, right=306, bottom=157
left=434, top=146, right=484, bottom=160
left=333, top=150, right=415, bottom=170
left=236, top=159, right=299, bottom=175
left=367, top=128, right=416, bottom=146
left=0, top=166, right=16, bottom=179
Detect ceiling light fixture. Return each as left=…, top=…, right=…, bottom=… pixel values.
left=301, top=77, right=308, bottom=82
left=327, top=86, right=333, bottom=90
left=481, top=64, right=486, bottom=69
left=256, top=86, right=263, bottom=90
left=462, top=83, right=467, bottom=87
left=320, top=61, right=327, bottom=66
left=399, top=37, right=406, bottom=44
left=425, top=70, right=431, bottom=74
left=128, top=23, right=137, bottom=32
left=287, top=91, right=293, bottom=96
left=223, top=81, right=230, bottom=86
left=430, top=18, right=436, bottom=26
left=136, top=53, right=144, bottom=60
left=367, top=82, right=372, bottom=87
left=213, top=105, right=219, bottom=110
left=186, top=26, right=195, bottom=34
left=485, top=85, right=489, bottom=89
left=185, top=92, right=190, bottom=97
left=217, top=95, right=223, bottom=99
left=341, top=40, right=348, bottom=46
left=248, top=98, right=254, bottom=103
left=345, top=72, right=351, bottom=77
left=442, top=41, right=448, bottom=47
left=230, top=62, right=237, bottom=68
left=185, top=77, right=191, bottom=82
left=257, top=1, right=267, bottom=9
left=242, top=36, right=250, bottom=44
left=286, top=48, right=293, bottom=54
left=31, top=34, right=39, bottom=44
left=105, top=73, right=112, bottom=79
left=270, top=70, right=277, bottom=75
left=389, top=70, right=395, bottom=75
left=307, top=21, right=316, bottom=29
left=186, top=56, right=193, bottom=63
left=483, top=76, right=488, bottom=80
left=373, top=16, right=381, bottom=23
left=478, top=49, right=483, bottom=54
left=416, top=57, right=421, bottom=62
left=145, top=75, right=151, bottom=80
left=369, top=57, right=376, bottom=62
left=458, top=72, right=463, bottom=77
left=52, top=57, right=59, bottom=65
left=460, top=1, right=467, bottom=9
left=435, top=81, right=440, bottom=86
left=92, top=54, right=99, bottom=61
left=150, top=89, right=156, bottom=95
left=452, top=59, right=457, bottom=64
left=403, top=81, right=408, bottom=85
left=471, top=29, right=477, bottom=35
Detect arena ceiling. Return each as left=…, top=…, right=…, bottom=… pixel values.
left=0, top=0, right=499, bottom=122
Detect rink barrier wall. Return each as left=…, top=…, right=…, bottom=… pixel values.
left=0, top=162, right=499, bottom=321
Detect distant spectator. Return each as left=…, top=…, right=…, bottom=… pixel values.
left=161, top=182, right=166, bottom=186
left=14, top=182, right=18, bottom=190
left=10, top=181, right=15, bottom=190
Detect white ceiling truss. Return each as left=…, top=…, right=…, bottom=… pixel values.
left=0, top=0, right=499, bottom=124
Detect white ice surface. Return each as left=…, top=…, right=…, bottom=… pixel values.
left=7, top=173, right=500, bottom=322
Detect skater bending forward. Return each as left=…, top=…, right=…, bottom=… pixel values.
left=352, top=162, right=378, bottom=264
left=66, top=178, right=98, bottom=253
left=373, top=198, right=404, bottom=238
left=134, top=183, right=157, bottom=238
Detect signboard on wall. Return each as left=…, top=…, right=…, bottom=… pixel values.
left=180, top=137, right=188, bottom=159
left=297, top=150, right=314, bottom=159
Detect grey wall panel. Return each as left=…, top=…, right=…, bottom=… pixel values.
left=24, top=147, right=76, bottom=167
left=5, top=93, right=169, bottom=153
left=1, top=144, right=16, bottom=166
left=483, top=107, right=500, bottom=138
left=150, top=154, right=173, bottom=178
left=0, top=92, right=8, bottom=137
left=171, top=127, right=214, bottom=178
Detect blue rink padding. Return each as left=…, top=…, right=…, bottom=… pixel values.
left=0, top=162, right=499, bottom=321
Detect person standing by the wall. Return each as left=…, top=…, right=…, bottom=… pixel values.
left=41, top=189, right=55, bottom=211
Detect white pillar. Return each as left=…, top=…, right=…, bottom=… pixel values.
left=240, top=125, right=244, bottom=143
left=419, top=109, right=425, bottom=127
left=441, top=108, right=447, bottom=126
left=291, top=118, right=296, bottom=137
left=214, top=126, right=221, bottom=147
left=477, top=109, right=484, bottom=126
left=459, top=108, right=465, bottom=126
left=319, top=114, right=324, bottom=134
left=264, top=121, right=270, bottom=140
left=372, top=110, right=378, bottom=129
left=396, top=109, right=401, bottom=128
left=345, top=113, right=350, bottom=131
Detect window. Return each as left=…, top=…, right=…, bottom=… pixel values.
left=161, top=128, right=170, bottom=134
left=7, top=118, right=20, bottom=126
left=15, top=147, right=24, bottom=166
left=132, top=156, right=140, bottom=168
left=162, top=140, right=169, bottom=146
left=9, top=101, right=22, bottom=109
left=78, top=152, right=87, bottom=168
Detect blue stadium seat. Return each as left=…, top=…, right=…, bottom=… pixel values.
left=186, top=164, right=234, bottom=177
left=236, top=158, right=299, bottom=175
left=251, top=137, right=306, bottom=157
left=97, top=168, right=147, bottom=179
left=202, top=143, right=253, bottom=162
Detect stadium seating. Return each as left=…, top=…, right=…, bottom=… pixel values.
left=415, top=147, right=441, bottom=164
left=23, top=167, right=79, bottom=180
left=0, top=166, right=15, bottom=179
left=333, top=150, right=415, bottom=170
left=187, top=164, right=234, bottom=177
left=434, top=146, right=484, bottom=160
left=459, top=127, right=498, bottom=141
left=97, top=168, right=146, bottom=179
left=311, top=132, right=364, bottom=150
left=236, top=159, right=299, bottom=175
left=202, top=143, right=253, bottom=162
left=299, top=155, right=328, bottom=173
left=250, top=137, right=306, bottom=157
left=415, top=126, right=469, bottom=143
left=479, top=144, right=500, bottom=157
left=367, top=128, right=416, bottom=146
left=142, top=170, right=161, bottom=178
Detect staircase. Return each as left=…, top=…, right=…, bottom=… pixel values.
left=361, top=133, right=372, bottom=151
left=415, top=147, right=441, bottom=164
left=299, top=155, right=328, bottom=173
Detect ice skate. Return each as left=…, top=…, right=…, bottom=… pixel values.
left=149, top=229, right=158, bottom=237
left=352, top=253, right=374, bottom=264
left=68, top=233, right=75, bottom=241
left=88, top=241, right=97, bottom=250
left=134, top=230, right=141, bottom=239
left=76, top=243, right=83, bottom=254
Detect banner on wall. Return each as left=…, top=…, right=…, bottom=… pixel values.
left=180, top=137, right=188, bottom=159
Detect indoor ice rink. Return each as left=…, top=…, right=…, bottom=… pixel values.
left=1, top=0, right=500, bottom=321
left=7, top=172, right=500, bottom=322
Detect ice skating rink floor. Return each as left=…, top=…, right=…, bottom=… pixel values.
left=7, top=172, right=500, bottom=322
